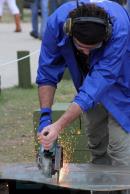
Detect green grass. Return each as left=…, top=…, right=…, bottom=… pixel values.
left=0, top=81, right=76, bottom=163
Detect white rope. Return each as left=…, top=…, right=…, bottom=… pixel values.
left=0, top=49, right=40, bottom=68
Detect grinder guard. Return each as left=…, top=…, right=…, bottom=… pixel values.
left=37, top=142, right=63, bottom=181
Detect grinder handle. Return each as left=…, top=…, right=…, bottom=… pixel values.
left=42, top=131, right=51, bottom=153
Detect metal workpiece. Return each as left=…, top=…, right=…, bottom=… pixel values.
left=0, top=163, right=57, bottom=186
left=0, top=163, right=130, bottom=191
left=59, top=163, right=130, bottom=191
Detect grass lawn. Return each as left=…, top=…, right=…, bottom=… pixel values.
left=0, top=80, right=76, bottom=163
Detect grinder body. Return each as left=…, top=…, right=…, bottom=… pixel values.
left=37, top=141, right=63, bottom=181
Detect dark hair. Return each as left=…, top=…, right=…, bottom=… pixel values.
left=69, top=3, right=109, bottom=44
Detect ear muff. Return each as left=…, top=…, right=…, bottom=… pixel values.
left=63, top=18, right=73, bottom=36
left=63, top=16, right=112, bottom=41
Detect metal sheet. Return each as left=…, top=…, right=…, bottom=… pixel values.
left=0, top=163, right=130, bottom=191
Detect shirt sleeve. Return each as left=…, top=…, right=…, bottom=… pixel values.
left=36, top=20, right=66, bottom=87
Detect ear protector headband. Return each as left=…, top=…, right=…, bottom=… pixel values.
left=63, top=1, right=112, bottom=41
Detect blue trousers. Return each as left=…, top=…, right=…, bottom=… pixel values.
left=31, top=0, right=49, bottom=38
left=49, top=0, right=69, bottom=15
left=125, top=0, right=130, bottom=15
left=49, top=0, right=58, bottom=14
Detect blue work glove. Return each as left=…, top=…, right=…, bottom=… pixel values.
left=37, top=107, right=52, bottom=133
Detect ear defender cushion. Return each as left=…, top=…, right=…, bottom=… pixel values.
left=63, top=18, right=72, bottom=35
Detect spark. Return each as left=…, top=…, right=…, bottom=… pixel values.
left=59, top=163, right=69, bottom=182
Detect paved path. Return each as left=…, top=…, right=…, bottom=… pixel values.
left=0, top=22, right=41, bottom=89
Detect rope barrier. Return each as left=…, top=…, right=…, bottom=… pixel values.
left=0, top=49, right=40, bottom=68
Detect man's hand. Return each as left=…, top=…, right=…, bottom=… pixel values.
left=37, top=102, right=82, bottom=150
left=38, top=123, right=60, bottom=150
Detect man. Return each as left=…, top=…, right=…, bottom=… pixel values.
left=36, top=0, right=130, bottom=171
left=126, top=0, right=130, bottom=15
left=30, top=0, right=49, bottom=39
left=49, top=0, right=70, bottom=15
left=0, top=0, right=22, bottom=32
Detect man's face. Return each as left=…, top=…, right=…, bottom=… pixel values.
left=73, top=38, right=102, bottom=55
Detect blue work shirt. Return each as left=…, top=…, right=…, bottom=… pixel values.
left=36, top=0, right=130, bottom=132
